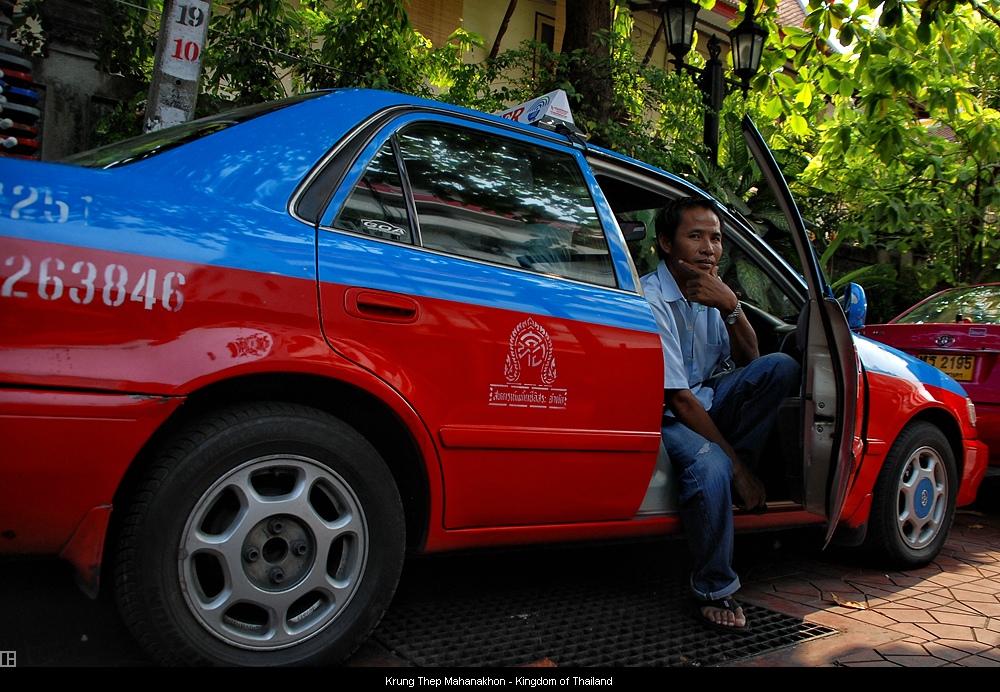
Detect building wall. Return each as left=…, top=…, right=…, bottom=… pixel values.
left=407, top=0, right=742, bottom=76
left=408, top=0, right=566, bottom=62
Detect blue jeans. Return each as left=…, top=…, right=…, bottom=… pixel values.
left=660, top=352, right=800, bottom=601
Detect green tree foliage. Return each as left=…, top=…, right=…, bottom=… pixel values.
left=52, top=0, right=485, bottom=141
left=93, top=0, right=162, bottom=79
left=203, top=0, right=310, bottom=106
left=754, top=0, right=1000, bottom=294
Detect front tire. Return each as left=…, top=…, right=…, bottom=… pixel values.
left=114, top=402, right=405, bottom=666
left=864, top=421, right=957, bottom=569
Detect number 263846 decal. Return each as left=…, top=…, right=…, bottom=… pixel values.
left=2, top=255, right=186, bottom=311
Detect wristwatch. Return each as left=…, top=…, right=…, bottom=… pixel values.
left=724, top=301, right=742, bottom=325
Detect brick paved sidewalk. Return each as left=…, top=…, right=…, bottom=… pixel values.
left=734, top=480, right=1000, bottom=667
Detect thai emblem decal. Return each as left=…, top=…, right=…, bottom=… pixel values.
left=934, top=334, right=956, bottom=347
left=489, top=318, right=567, bottom=409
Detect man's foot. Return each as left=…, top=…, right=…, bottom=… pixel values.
left=695, top=596, right=751, bottom=634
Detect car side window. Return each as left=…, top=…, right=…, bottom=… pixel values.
left=718, top=240, right=799, bottom=321
left=395, top=122, right=616, bottom=288
left=613, top=200, right=799, bottom=321
left=334, top=141, right=413, bottom=243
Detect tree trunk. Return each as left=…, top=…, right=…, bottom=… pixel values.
left=643, top=15, right=664, bottom=67
left=489, top=0, right=519, bottom=60
left=561, top=0, right=616, bottom=139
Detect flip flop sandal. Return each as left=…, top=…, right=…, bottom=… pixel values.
left=694, top=596, right=752, bottom=635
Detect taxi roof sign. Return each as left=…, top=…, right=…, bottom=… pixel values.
left=495, top=90, right=582, bottom=135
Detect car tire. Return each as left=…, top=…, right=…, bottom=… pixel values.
left=114, top=402, right=405, bottom=666
left=864, top=421, right=957, bottom=569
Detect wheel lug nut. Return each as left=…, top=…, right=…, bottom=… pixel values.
left=268, top=519, right=284, bottom=535
left=291, top=540, right=308, bottom=556
left=268, top=567, right=285, bottom=584
left=244, top=546, right=260, bottom=562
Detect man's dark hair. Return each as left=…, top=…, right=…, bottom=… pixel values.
left=654, top=197, right=721, bottom=261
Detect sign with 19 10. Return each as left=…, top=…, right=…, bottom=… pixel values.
left=162, top=1, right=211, bottom=82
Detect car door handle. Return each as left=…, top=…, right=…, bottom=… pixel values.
left=344, top=287, right=419, bottom=324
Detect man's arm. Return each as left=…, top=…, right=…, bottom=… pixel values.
left=665, top=388, right=766, bottom=511
left=675, top=259, right=758, bottom=366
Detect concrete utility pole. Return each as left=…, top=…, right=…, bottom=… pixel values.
left=144, top=0, right=211, bottom=133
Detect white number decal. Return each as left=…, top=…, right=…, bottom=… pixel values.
left=102, top=264, right=129, bottom=307
left=10, top=186, right=37, bottom=219
left=69, top=261, right=97, bottom=305
left=42, top=189, right=70, bottom=223
left=6, top=186, right=90, bottom=223
left=130, top=269, right=158, bottom=310
left=2, top=255, right=31, bottom=297
left=3, top=253, right=187, bottom=311
left=37, top=257, right=65, bottom=300
left=163, top=271, right=186, bottom=312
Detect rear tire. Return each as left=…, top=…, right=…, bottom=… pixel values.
left=863, top=421, right=957, bottom=569
left=114, top=402, right=405, bottom=666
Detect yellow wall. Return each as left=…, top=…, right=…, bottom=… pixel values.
left=408, top=0, right=565, bottom=63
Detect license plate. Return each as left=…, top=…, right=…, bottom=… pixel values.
left=916, top=353, right=976, bottom=381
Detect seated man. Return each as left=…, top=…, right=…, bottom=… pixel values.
left=641, top=197, right=799, bottom=633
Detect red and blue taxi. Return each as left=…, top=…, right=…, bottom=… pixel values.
left=0, top=89, right=987, bottom=665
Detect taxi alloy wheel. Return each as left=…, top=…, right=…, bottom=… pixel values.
left=865, top=421, right=957, bottom=569
left=115, top=402, right=405, bottom=666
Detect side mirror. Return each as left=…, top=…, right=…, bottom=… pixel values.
left=619, top=220, right=647, bottom=242
left=840, top=282, right=868, bottom=330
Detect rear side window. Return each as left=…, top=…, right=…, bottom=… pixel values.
left=334, top=142, right=412, bottom=243
left=331, top=121, right=616, bottom=288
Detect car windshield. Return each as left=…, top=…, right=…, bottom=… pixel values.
left=895, top=285, right=1000, bottom=324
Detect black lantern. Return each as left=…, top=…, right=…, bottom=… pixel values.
left=640, top=0, right=769, bottom=162
left=729, top=2, right=769, bottom=93
left=660, top=0, right=701, bottom=62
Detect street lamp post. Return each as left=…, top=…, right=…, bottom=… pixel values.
left=656, top=0, right=768, bottom=163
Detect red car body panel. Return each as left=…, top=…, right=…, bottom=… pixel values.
left=0, top=234, right=666, bottom=565
left=319, top=280, right=664, bottom=530
left=0, top=388, right=182, bottom=553
left=863, top=284, right=1000, bottom=467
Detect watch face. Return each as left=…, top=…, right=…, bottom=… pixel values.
left=726, top=303, right=740, bottom=324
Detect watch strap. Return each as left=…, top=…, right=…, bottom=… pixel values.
left=725, top=301, right=742, bottom=325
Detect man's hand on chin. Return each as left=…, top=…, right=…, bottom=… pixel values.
left=675, top=259, right=738, bottom=314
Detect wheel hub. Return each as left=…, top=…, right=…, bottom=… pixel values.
left=177, top=454, right=372, bottom=651
left=915, top=479, right=933, bottom=519
left=241, top=515, right=313, bottom=590
left=896, top=445, right=947, bottom=550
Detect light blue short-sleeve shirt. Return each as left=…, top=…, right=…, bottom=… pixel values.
left=641, top=261, right=731, bottom=412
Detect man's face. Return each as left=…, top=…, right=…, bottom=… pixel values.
left=658, top=206, right=723, bottom=277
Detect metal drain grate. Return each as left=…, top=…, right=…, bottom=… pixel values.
left=372, top=545, right=835, bottom=667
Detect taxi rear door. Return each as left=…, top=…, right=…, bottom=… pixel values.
left=742, top=117, right=860, bottom=541
left=309, top=112, right=664, bottom=530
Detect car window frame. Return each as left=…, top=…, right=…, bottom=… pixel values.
left=309, top=112, right=639, bottom=293
left=584, top=154, right=810, bottom=311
